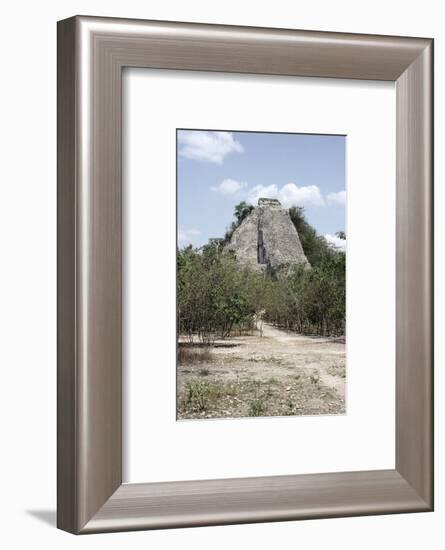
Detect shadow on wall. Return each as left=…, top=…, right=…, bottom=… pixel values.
left=26, top=509, right=56, bottom=527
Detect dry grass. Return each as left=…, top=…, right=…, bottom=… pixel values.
left=177, top=370, right=344, bottom=419
left=327, top=363, right=346, bottom=378
left=177, top=346, right=213, bottom=365
left=180, top=379, right=237, bottom=413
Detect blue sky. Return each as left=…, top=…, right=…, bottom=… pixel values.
left=177, top=130, right=346, bottom=250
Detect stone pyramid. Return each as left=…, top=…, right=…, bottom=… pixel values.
left=227, top=198, right=310, bottom=275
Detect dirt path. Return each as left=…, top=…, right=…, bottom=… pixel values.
left=177, top=324, right=346, bottom=419
left=260, top=324, right=346, bottom=399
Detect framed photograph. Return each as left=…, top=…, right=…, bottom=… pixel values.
left=175, top=129, right=346, bottom=422
left=57, top=16, right=433, bottom=534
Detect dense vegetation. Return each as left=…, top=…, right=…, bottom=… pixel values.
left=177, top=204, right=345, bottom=341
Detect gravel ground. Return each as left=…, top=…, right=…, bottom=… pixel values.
left=177, top=323, right=346, bottom=420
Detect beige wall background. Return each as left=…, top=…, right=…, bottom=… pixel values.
left=0, top=1, right=441, bottom=547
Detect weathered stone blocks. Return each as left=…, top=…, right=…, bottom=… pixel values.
left=227, top=198, right=310, bottom=275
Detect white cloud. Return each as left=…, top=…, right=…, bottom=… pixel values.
left=178, top=228, right=201, bottom=246
left=247, top=184, right=279, bottom=204
left=327, top=190, right=346, bottom=206
left=211, top=178, right=247, bottom=195
left=178, top=131, right=243, bottom=164
left=278, top=183, right=324, bottom=207
left=247, top=182, right=324, bottom=207
left=325, top=233, right=347, bottom=251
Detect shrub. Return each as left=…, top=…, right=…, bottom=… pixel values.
left=249, top=398, right=267, bottom=417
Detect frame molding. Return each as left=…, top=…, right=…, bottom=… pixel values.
left=57, top=16, right=433, bottom=534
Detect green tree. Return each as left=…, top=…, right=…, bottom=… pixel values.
left=224, top=202, right=254, bottom=242
left=234, top=201, right=254, bottom=224
left=289, top=206, right=335, bottom=266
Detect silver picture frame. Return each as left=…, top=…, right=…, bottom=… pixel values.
left=57, top=16, right=433, bottom=533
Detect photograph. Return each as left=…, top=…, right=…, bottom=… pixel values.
left=176, top=129, right=346, bottom=420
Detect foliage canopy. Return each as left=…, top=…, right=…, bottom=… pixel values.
left=178, top=204, right=345, bottom=340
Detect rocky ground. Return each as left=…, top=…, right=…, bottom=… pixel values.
left=177, top=323, right=346, bottom=420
